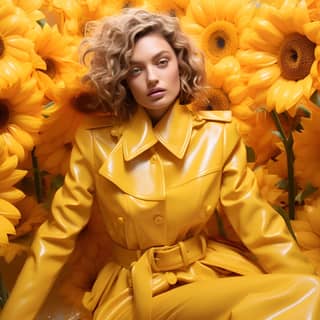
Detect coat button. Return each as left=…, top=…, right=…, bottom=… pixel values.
left=153, top=215, right=164, bottom=225
left=117, top=216, right=125, bottom=223
left=205, top=205, right=213, bottom=214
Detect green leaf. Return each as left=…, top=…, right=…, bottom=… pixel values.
left=294, top=122, right=304, bottom=133
left=295, top=183, right=318, bottom=205
left=246, top=146, right=255, bottom=163
left=44, top=101, right=54, bottom=109
left=272, top=130, right=285, bottom=142
left=296, top=105, right=311, bottom=118
left=37, top=19, right=47, bottom=28
left=272, top=205, right=296, bottom=240
left=310, top=90, right=320, bottom=107
left=276, top=179, right=288, bottom=190
left=51, top=174, right=65, bottom=190
left=42, top=174, right=65, bottom=210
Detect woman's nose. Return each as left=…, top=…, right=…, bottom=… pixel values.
left=146, top=67, right=158, bottom=86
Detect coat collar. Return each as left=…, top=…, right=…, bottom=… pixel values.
left=122, top=101, right=193, bottom=161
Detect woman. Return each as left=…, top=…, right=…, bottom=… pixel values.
left=1, top=8, right=320, bottom=320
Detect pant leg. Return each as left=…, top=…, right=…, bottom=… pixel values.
left=151, top=274, right=320, bottom=320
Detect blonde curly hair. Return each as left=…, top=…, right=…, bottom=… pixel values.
left=80, top=8, right=205, bottom=121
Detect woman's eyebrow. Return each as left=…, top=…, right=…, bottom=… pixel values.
left=130, top=50, right=170, bottom=64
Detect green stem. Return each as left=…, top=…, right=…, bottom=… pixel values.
left=31, top=147, right=42, bottom=203
left=271, top=110, right=296, bottom=220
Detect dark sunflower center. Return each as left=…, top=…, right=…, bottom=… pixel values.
left=202, top=21, right=238, bottom=64
left=0, top=37, right=4, bottom=58
left=206, top=89, right=230, bottom=111
left=44, top=58, right=57, bottom=78
left=71, top=92, right=98, bottom=113
left=216, top=36, right=226, bottom=49
left=0, top=100, right=10, bottom=129
left=279, top=33, right=315, bottom=81
left=208, top=31, right=229, bottom=55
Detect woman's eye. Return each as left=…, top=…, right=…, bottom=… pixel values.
left=129, top=67, right=142, bottom=76
left=158, top=58, right=169, bottom=67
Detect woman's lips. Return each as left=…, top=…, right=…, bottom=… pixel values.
left=148, top=89, right=166, bottom=99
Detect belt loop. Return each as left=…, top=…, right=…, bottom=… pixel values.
left=149, top=247, right=161, bottom=272
left=178, top=241, right=190, bottom=266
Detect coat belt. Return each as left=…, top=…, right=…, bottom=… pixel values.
left=111, top=234, right=207, bottom=320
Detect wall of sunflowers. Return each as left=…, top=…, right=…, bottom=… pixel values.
left=1, top=0, right=320, bottom=317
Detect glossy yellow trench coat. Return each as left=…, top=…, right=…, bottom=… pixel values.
left=1, top=102, right=320, bottom=320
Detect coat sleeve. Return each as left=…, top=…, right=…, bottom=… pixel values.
left=219, top=120, right=315, bottom=275
left=0, top=126, right=95, bottom=320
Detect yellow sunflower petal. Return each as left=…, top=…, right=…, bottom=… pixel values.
left=229, top=85, right=249, bottom=104
left=236, top=50, right=277, bottom=68
left=11, top=114, right=42, bottom=133
left=0, top=198, right=21, bottom=220
left=265, top=78, right=285, bottom=111
left=305, top=209, right=320, bottom=237
left=0, top=216, right=16, bottom=244
left=199, top=0, right=219, bottom=20
left=291, top=220, right=313, bottom=232
left=295, top=231, right=320, bottom=250
left=251, top=17, right=284, bottom=47
left=303, top=21, right=320, bottom=45
left=2, top=132, right=25, bottom=161
left=0, top=154, right=18, bottom=179
left=223, top=74, right=241, bottom=92
left=248, top=66, right=280, bottom=90
left=0, top=187, right=25, bottom=203
left=0, top=169, right=27, bottom=192
left=274, top=80, right=303, bottom=113
left=292, top=1, right=310, bottom=34
left=299, top=75, right=314, bottom=98
left=189, top=0, right=210, bottom=27
left=7, top=124, right=35, bottom=150
left=240, top=27, right=277, bottom=53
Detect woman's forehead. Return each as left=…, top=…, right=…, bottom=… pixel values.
left=130, top=33, right=173, bottom=61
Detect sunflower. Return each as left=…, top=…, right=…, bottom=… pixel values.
left=0, top=196, right=47, bottom=262
left=35, top=76, right=103, bottom=175
left=294, top=100, right=320, bottom=189
left=0, top=137, right=26, bottom=246
left=238, top=1, right=320, bottom=114
left=0, top=69, right=43, bottom=162
left=192, top=83, right=256, bottom=138
left=32, top=23, right=80, bottom=102
left=57, top=0, right=126, bottom=38
left=0, top=1, right=35, bottom=87
left=181, top=0, right=256, bottom=83
left=292, top=195, right=320, bottom=275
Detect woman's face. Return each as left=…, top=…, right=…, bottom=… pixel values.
left=126, top=32, right=180, bottom=121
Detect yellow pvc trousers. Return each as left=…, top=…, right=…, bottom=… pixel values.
left=93, top=273, right=320, bottom=320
